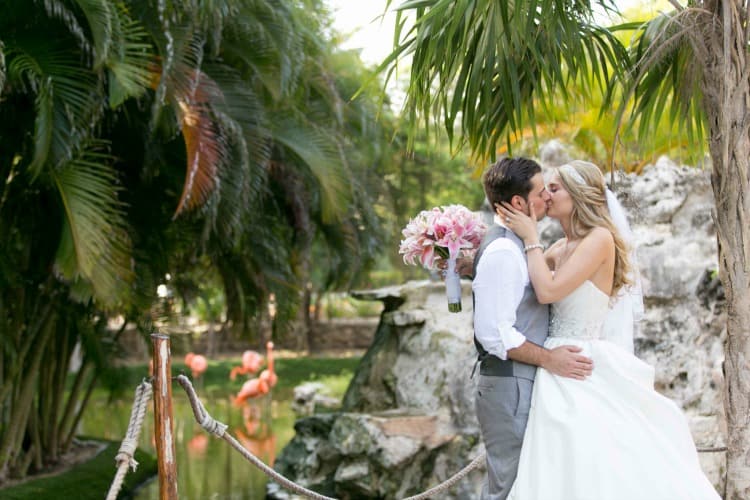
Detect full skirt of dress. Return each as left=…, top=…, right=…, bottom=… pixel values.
left=507, top=337, right=720, bottom=500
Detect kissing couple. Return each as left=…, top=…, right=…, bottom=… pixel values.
left=467, top=158, right=719, bottom=499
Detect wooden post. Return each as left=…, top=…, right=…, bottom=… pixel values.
left=151, top=333, right=178, bottom=499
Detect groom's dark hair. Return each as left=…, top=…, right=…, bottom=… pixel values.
left=483, top=157, right=542, bottom=206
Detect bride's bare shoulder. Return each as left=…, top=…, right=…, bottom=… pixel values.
left=587, top=226, right=614, bottom=242
left=582, top=227, right=615, bottom=253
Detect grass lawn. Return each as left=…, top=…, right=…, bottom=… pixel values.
left=0, top=440, right=157, bottom=499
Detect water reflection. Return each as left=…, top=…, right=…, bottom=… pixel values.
left=81, top=390, right=296, bottom=499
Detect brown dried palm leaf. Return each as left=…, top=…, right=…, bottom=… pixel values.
left=150, top=63, right=229, bottom=217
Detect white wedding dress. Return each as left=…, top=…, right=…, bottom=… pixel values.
left=507, top=281, right=720, bottom=500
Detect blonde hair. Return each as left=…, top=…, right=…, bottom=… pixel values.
left=556, top=161, right=632, bottom=296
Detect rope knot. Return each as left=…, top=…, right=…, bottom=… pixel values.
left=200, top=413, right=228, bottom=437
left=116, top=438, right=139, bottom=471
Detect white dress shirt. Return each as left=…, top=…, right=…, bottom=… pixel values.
left=472, top=216, right=529, bottom=359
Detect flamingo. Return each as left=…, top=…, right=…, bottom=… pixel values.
left=229, top=350, right=264, bottom=380
left=184, top=352, right=208, bottom=378
left=189, top=354, right=208, bottom=378
left=233, top=377, right=269, bottom=406
left=259, top=341, right=278, bottom=388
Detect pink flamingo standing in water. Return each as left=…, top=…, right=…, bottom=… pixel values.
left=232, top=341, right=277, bottom=406
left=233, top=341, right=278, bottom=441
left=233, top=377, right=269, bottom=406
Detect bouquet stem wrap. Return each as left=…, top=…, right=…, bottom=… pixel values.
left=445, top=257, right=462, bottom=312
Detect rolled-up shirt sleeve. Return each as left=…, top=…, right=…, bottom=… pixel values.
left=472, top=240, right=528, bottom=360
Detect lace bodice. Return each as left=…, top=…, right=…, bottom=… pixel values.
left=549, top=281, right=610, bottom=340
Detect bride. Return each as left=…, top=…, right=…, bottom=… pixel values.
left=498, top=160, right=720, bottom=500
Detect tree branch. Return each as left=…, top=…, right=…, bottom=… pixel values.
left=667, top=0, right=685, bottom=11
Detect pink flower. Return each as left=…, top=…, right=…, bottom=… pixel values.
left=398, top=205, right=487, bottom=270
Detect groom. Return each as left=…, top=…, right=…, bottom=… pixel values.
left=472, top=157, right=593, bottom=500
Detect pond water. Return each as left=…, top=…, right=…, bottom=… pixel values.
left=82, top=382, right=304, bottom=498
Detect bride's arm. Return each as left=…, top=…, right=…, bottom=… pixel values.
left=525, top=229, right=611, bottom=303
left=497, top=203, right=612, bottom=304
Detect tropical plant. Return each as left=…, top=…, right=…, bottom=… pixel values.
left=0, top=0, right=393, bottom=482
left=384, top=0, right=750, bottom=497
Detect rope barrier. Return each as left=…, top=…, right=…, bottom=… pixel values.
left=175, top=375, right=486, bottom=499
left=106, top=375, right=727, bottom=500
left=105, top=379, right=153, bottom=500
left=402, top=451, right=485, bottom=500
left=176, top=375, right=337, bottom=500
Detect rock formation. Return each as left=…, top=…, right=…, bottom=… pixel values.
left=269, top=158, right=726, bottom=499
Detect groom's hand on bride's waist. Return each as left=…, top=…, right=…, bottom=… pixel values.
left=541, top=346, right=593, bottom=380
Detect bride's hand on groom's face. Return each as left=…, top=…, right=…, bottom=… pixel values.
left=496, top=202, right=538, bottom=242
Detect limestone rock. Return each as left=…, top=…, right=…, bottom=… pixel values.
left=292, top=382, right=340, bottom=416
left=269, top=411, right=471, bottom=499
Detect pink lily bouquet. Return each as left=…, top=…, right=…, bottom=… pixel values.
left=399, top=205, right=487, bottom=312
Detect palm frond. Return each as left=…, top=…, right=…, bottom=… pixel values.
left=105, top=3, right=157, bottom=106
left=169, top=67, right=231, bottom=217
left=388, top=0, right=629, bottom=160
left=607, top=11, right=706, bottom=160
left=172, top=100, right=223, bottom=216
left=71, top=0, right=114, bottom=67
left=36, top=0, right=93, bottom=57
left=7, top=42, right=102, bottom=176
left=271, top=114, right=350, bottom=223
left=201, top=62, right=273, bottom=242
left=0, top=40, right=6, bottom=94
left=194, top=0, right=242, bottom=56
left=31, top=76, right=55, bottom=177
left=141, top=30, right=231, bottom=219
left=145, top=1, right=190, bottom=130
left=52, top=142, right=133, bottom=308
left=220, top=0, right=303, bottom=99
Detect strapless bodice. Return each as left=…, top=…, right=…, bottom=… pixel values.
left=549, top=281, right=610, bottom=340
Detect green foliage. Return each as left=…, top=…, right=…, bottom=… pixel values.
left=608, top=12, right=706, bottom=167
left=384, top=0, right=707, bottom=171
left=52, top=144, right=133, bottom=307
left=0, top=0, right=395, bottom=482
left=0, top=440, right=156, bottom=500
left=382, top=0, right=629, bottom=162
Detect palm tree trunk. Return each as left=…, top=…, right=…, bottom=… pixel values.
left=0, top=311, right=55, bottom=480
left=58, top=358, right=91, bottom=447
left=702, top=38, right=750, bottom=495
left=709, top=149, right=750, bottom=500
left=276, top=164, right=314, bottom=351
left=45, top=320, right=72, bottom=464
left=62, top=369, right=98, bottom=451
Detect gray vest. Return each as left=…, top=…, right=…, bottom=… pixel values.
left=473, top=225, right=550, bottom=380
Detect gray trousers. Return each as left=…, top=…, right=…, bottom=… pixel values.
left=475, top=375, right=533, bottom=500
